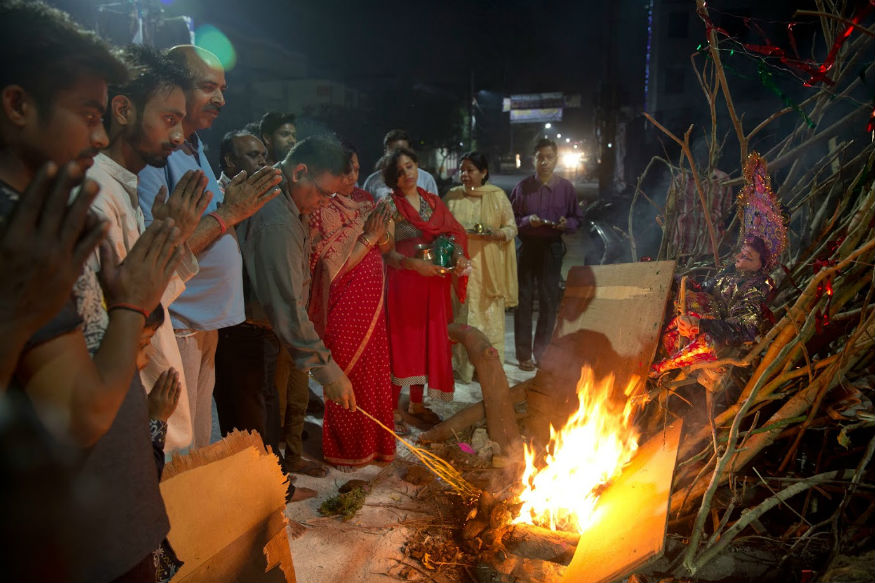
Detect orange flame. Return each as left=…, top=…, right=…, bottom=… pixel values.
left=514, top=367, right=642, bottom=533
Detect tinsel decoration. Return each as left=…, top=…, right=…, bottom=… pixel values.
left=737, top=152, right=787, bottom=270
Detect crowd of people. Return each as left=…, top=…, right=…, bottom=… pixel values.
left=0, top=2, right=590, bottom=581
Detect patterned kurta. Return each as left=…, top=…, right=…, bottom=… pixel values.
left=697, top=266, right=773, bottom=346
left=444, top=184, right=518, bottom=382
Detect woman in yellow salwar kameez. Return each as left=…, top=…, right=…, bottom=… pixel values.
left=445, top=152, right=518, bottom=382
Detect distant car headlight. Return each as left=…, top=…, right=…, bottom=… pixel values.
left=561, top=152, right=582, bottom=169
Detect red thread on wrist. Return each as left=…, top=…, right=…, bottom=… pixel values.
left=208, top=211, right=227, bottom=234
left=109, top=303, right=149, bottom=320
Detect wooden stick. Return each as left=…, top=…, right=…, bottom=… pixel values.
left=446, top=323, right=523, bottom=455
left=628, top=156, right=674, bottom=262
left=674, top=311, right=874, bottom=517
left=687, top=470, right=851, bottom=575
left=643, top=112, right=720, bottom=265
left=768, top=103, right=868, bottom=173
left=504, top=523, right=580, bottom=565
left=678, top=276, right=688, bottom=319
left=830, top=433, right=875, bottom=540
left=420, top=380, right=532, bottom=443
left=695, top=0, right=747, bottom=162
left=793, top=10, right=875, bottom=38
left=358, top=408, right=479, bottom=498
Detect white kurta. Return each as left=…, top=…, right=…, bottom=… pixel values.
left=85, top=153, right=198, bottom=451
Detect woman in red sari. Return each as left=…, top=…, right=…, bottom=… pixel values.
left=382, top=147, right=469, bottom=432
left=308, top=143, right=395, bottom=469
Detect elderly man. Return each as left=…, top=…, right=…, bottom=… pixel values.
left=362, top=128, right=438, bottom=200
left=218, top=129, right=268, bottom=190
left=138, top=46, right=282, bottom=449
left=236, top=136, right=355, bottom=482
left=259, top=111, right=297, bottom=164
left=212, top=129, right=281, bottom=451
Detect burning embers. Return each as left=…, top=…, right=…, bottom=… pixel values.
left=514, top=367, right=642, bottom=534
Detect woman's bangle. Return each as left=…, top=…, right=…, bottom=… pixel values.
left=108, top=302, right=149, bottom=320
left=358, top=233, right=375, bottom=248
left=208, top=211, right=227, bottom=235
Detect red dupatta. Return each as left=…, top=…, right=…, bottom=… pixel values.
left=392, top=187, right=469, bottom=303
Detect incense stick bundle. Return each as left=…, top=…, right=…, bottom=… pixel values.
left=357, top=408, right=479, bottom=499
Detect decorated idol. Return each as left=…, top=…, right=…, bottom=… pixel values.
left=651, top=152, right=788, bottom=378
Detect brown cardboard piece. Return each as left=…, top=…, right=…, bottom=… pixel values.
left=161, top=430, right=295, bottom=583
left=562, top=420, right=683, bottom=583
left=527, top=261, right=676, bottom=444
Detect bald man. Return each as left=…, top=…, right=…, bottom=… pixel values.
left=137, top=45, right=282, bottom=450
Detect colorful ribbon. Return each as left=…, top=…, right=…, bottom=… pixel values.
left=699, top=2, right=875, bottom=87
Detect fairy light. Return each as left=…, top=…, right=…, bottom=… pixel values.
left=644, top=0, right=654, bottom=112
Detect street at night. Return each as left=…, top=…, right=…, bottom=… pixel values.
left=1, top=1, right=873, bottom=582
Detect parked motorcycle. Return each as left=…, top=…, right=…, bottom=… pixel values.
left=579, top=196, right=633, bottom=265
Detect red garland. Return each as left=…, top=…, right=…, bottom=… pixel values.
left=700, top=2, right=875, bottom=87
left=806, top=1, right=875, bottom=86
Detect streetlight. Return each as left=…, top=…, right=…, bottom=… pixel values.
left=565, top=138, right=571, bottom=143
left=557, top=133, right=562, bottom=138
left=545, top=123, right=552, bottom=129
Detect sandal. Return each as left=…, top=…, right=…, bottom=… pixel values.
left=284, top=457, right=329, bottom=478
left=394, top=419, right=410, bottom=436
left=518, top=359, right=536, bottom=372
left=408, top=407, right=441, bottom=427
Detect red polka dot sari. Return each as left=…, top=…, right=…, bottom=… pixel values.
left=309, top=195, right=395, bottom=467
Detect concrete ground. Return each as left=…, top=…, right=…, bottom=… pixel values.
left=282, top=311, right=538, bottom=583
left=203, top=316, right=548, bottom=581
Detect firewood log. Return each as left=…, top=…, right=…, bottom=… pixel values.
left=419, top=327, right=532, bottom=450
left=504, top=523, right=580, bottom=565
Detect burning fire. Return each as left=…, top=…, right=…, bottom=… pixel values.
left=514, top=367, right=642, bottom=534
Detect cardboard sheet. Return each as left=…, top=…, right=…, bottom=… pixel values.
left=562, top=421, right=683, bottom=583
left=527, top=262, right=675, bottom=442
left=161, top=430, right=295, bottom=582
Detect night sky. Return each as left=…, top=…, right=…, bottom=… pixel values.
left=58, top=0, right=613, bottom=96
left=173, top=0, right=608, bottom=94
left=51, top=0, right=630, bottom=165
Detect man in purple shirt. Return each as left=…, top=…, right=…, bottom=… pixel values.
left=510, top=139, right=582, bottom=370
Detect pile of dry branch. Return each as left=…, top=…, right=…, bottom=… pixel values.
left=632, top=1, right=875, bottom=579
